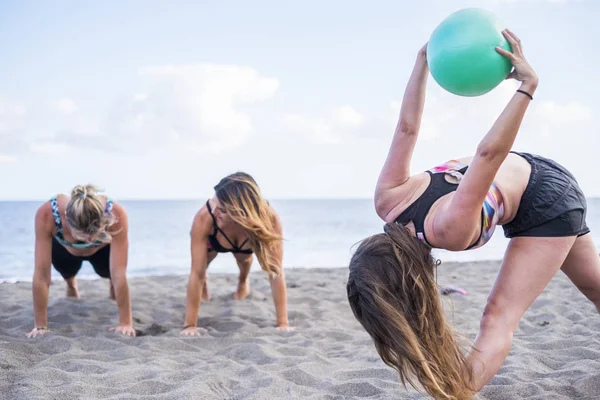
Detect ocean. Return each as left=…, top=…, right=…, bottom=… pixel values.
left=1, top=198, right=599, bottom=282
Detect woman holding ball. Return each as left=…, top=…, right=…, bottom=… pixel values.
left=347, top=29, right=599, bottom=399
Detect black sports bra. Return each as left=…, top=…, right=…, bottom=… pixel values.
left=395, top=165, right=479, bottom=250
left=206, top=200, right=253, bottom=254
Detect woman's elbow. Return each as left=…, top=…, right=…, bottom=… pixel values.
left=374, top=193, right=387, bottom=220
left=435, top=217, right=476, bottom=251
left=476, top=142, right=508, bottom=163
left=396, top=119, right=417, bottom=136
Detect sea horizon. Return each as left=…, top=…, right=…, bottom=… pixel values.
left=2, top=198, right=599, bottom=283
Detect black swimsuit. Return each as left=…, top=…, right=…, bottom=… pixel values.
left=395, top=152, right=590, bottom=245
left=394, top=165, right=472, bottom=246
left=394, top=165, right=486, bottom=250
left=206, top=200, right=253, bottom=254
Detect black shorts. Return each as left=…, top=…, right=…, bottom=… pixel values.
left=502, top=152, right=590, bottom=238
left=52, top=237, right=111, bottom=279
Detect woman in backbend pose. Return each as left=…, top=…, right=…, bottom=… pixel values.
left=180, top=172, right=292, bottom=335
left=28, top=184, right=135, bottom=338
left=347, top=29, right=600, bottom=399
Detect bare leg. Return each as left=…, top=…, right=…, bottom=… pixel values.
left=233, top=253, right=253, bottom=300
left=560, top=233, right=600, bottom=313
left=467, top=236, right=576, bottom=391
left=65, top=276, right=80, bottom=298
left=202, top=279, right=210, bottom=301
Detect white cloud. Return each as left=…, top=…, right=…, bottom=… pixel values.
left=420, top=80, right=521, bottom=140
left=283, top=106, right=366, bottom=144
left=0, top=95, right=30, bottom=159
left=360, top=79, right=596, bottom=181
left=120, top=63, right=280, bottom=152
left=29, top=142, right=70, bottom=155
left=3, top=69, right=596, bottom=197
left=0, top=154, right=17, bottom=163
left=0, top=95, right=26, bottom=134
left=52, top=98, right=78, bottom=115
left=493, top=0, right=580, bottom=3
left=530, top=100, right=592, bottom=124
left=3, top=64, right=281, bottom=158
left=334, top=105, right=364, bottom=127
left=39, top=64, right=280, bottom=154
left=61, top=114, right=102, bottom=137
left=283, top=113, right=338, bottom=144
left=515, top=97, right=597, bottom=161
left=133, top=93, right=148, bottom=102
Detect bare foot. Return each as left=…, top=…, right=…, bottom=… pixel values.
left=66, top=279, right=80, bottom=299
left=109, top=281, right=116, bottom=300
left=234, top=280, right=250, bottom=300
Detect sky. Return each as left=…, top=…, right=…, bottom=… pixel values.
left=0, top=0, right=598, bottom=200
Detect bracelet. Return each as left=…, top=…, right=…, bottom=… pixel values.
left=183, top=325, right=196, bottom=330
left=516, top=89, right=533, bottom=100
left=35, top=326, right=48, bottom=331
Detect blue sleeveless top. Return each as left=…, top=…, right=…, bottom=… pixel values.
left=50, top=195, right=114, bottom=249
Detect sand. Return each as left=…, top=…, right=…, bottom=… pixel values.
left=1, top=261, right=599, bottom=399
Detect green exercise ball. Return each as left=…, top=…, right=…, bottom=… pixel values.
left=427, top=8, right=513, bottom=97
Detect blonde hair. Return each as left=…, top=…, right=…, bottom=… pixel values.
left=214, top=172, right=283, bottom=276
left=347, top=223, right=474, bottom=399
left=66, top=184, right=116, bottom=243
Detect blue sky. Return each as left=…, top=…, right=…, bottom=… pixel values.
left=0, top=0, right=598, bottom=199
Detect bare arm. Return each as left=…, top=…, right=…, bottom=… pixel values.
left=269, top=273, right=289, bottom=328
left=108, top=203, right=135, bottom=336
left=437, top=29, right=539, bottom=248
left=28, top=204, right=53, bottom=337
left=268, top=213, right=289, bottom=329
left=376, top=45, right=429, bottom=196
left=182, top=211, right=210, bottom=334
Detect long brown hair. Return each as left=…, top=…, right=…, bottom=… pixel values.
left=347, top=222, right=474, bottom=399
left=214, top=172, right=282, bottom=276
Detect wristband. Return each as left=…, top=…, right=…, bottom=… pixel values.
left=516, top=89, right=533, bottom=100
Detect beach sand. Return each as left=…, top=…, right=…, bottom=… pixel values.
left=1, top=261, right=599, bottom=399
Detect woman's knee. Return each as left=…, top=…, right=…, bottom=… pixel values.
left=579, top=286, right=600, bottom=309
left=236, top=255, right=253, bottom=269
left=479, top=299, right=516, bottom=344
